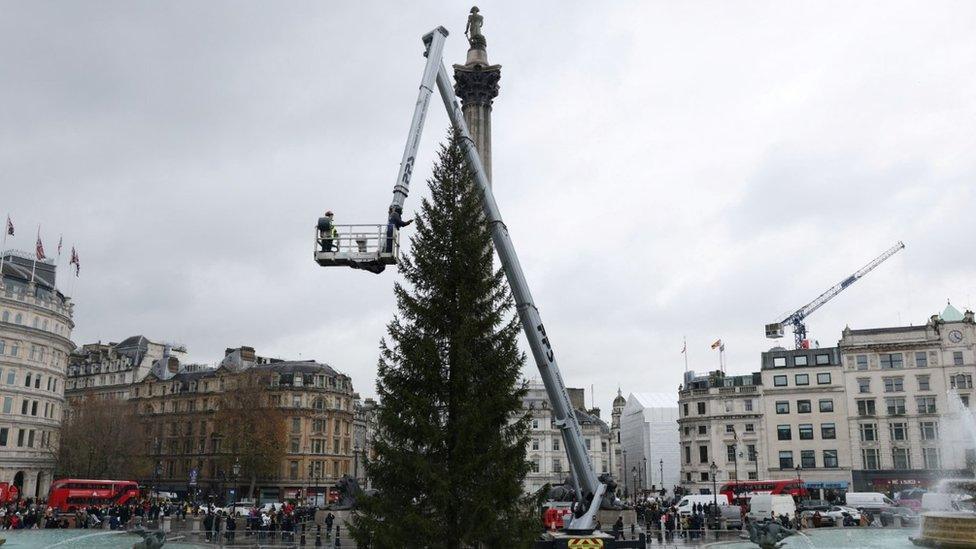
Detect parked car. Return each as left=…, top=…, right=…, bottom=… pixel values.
left=845, top=492, right=896, bottom=511
left=720, top=505, right=743, bottom=529
left=798, top=499, right=831, bottom=512
left=880, top=505, right=918, bottom=527
left=675, top=495, right=729, bottom=516
left=747, top=495, right=796, bottom=522
left=824, top=505, right=861, bottom=523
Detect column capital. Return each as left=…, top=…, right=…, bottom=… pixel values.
left=453, top=64, right=501, bottom=109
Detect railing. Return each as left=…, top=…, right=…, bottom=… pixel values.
left=314, top=224, right=399, bottom=263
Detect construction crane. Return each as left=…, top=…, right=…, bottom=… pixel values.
left=312, top=27, right=619, bottom=540
left=766, top=241, right=906, bottom=349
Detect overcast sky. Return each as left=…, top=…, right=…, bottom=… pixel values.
left=3, top=1, right=974, bottom=414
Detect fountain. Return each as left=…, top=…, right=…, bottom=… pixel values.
left=910, top=479, right=976, bottom=547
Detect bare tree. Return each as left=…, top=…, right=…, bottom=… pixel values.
left=57, top=396, right=151, bottom=480
left=213, top=368, right=288, bottom=500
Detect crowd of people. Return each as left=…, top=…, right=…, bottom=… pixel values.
left=0, top=495, right=339, bottom=543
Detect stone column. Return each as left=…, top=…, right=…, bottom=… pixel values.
left=453, top=8, right=500, bottom=186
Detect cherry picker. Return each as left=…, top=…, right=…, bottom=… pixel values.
left=314, top=25, right=628, bottom=546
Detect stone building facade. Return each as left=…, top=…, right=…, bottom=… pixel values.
left=759, top=346, right=852, bottom=499
left=130, top=348, right=356, bottom=504
left=619, top=392, right=680, bottom=499
left=522, top=381, right=612, bottom=495
left=678, top=371, right=763, bottom=495
left=65, top=336, right=185, bottom=405
left=0, top=252, right=75, bottom=498
left=352, top=395, right=377, bottom=488
left=840, top=304, right=976, bottom=492
left=611, top=389, right=626, bottom=490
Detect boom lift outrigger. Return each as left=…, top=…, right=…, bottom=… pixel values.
left=314, top=27, right=618, bottom=533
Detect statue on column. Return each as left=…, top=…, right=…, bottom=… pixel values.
left=465, top=6, right=486, bottom=49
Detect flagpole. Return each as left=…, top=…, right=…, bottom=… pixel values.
left=683, top=336, right=688, bottom=373
left=29, top=225, right=40, bottom=288
left=0, top=216, right=8, bottom=288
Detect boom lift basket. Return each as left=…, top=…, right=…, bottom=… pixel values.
left=314, top=224, right=399, bottom=271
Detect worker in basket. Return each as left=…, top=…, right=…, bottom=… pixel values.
left=318, top=210, right=338, bottom=252
left=385, top=205, right=413, bottom=253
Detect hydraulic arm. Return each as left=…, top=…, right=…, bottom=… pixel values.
left=382, top=27, right=610, bottom=529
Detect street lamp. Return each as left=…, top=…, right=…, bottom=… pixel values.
left=709, top=461, right=718, bottom=516
left=659, top=459, right=664, bottom=496
left=622, top=450, right=628, bottom=499
left=354, top=443, right=360, bottom=483
left=152, top=461, right=162, bottom=503
left=631, top=467, right=638, bottom=503
left=642, top=457, right=647, bottom=494
left=795, top=464, right=802, bottom=499
left=231, top=458, right=241, bottom=506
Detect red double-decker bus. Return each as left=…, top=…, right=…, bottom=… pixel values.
left=718, top=480, right=807, bottom=504
left=47, top=479, right=141, bottom=512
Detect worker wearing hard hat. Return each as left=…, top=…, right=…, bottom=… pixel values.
left=385, top=205, right=412, bottom=253
left=318, top=211, right=338, bottom=252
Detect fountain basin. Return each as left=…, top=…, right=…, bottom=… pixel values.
left=910, top=511, right=976, bottom=548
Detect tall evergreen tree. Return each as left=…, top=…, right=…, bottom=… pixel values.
left=352, top=131, right=539, bottom=548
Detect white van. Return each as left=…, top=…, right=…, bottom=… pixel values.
left=676, top=494, right=729, bottom=516
left=845, top=492, right=895, bottom=511
left=921, top=492, right=972, bottom=512
left=747, top=494, right=796, bottom=521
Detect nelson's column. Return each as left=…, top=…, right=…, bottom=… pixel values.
left=453, top=6, right=500, bottom=185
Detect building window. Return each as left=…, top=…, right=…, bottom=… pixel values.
left=923, top=448, right=940, bottom=469
left=552, top=438, right=560, bottom=451
left=531, top=439, right=539, bottom=451
left=682, top=403, right=689, bottom=416
left=697, top=402, right=706, bottom=414
left=745, top=423, right=755, bottom=433
left=881, top=353, right=904, bottom=369
left=795, top=374, right=809, bottom=386
left=775, top=401, right=789, bottom=414
left=823, top=449, right=838, bottom=468
left=917, top=375, right=931, bottom=391
left=890, top=422, right=908, bottom=441
left=699, top=446, right=709, bottom=463
left=24, top=373, right=31, bottom=388
left=892, top=448, right=911, bottom=469
left=915, top=352, right=928, bottom=368
left=819, top=399, right=834, bottom=412
left=798, top=424, right=814, bottom=440
left=779, top=451, right=793, bottom=469
left=821, top=423, right=836, bottom=439
left=684, top=446, right=691, bottom=464
left=700, top=472, right=709, bottom=482
left=698, top=425, right=707, bottom=435
left=289, top=461, right=299, bottom=480
left=815, top=353, right=830, bottom=365
left=857, top=399, right=876, bottom=416
left=2, top=397, right=11, bottom=414
left=744, top=399, right=754, bottom=412
left=773, top=375, right=787, bottom=387
left=777, top=425, right=791, bottom=440
left=773, top=357, right=787, bottom=368
left=954, top=351, right=964, bottom=366
left=860, top=423, right=878, bottom=442
left=727, top=445, right=737, bottom=462
left=862, top=448, right=880, bottom=469
left=886, top=397, right=906, bottom=415
left=0, top=428, right=6, bottom=446
left=917, top=396, right=937, bottom=414
left=553, top=458, right=562, bottom=473
left=747, top=444, right=757, bottom=461
left=530, top=458, right=540, bottom=473
left=725, top=424, right=735, bottom=433
left=883, top=377, right=904, bottom=393
left=920, top=421, right=939, bottom=441
left=817, top=372, right=831, bottom=385
left=951, top=374, right=974, bottom=389
left=797, top=400, right=812, bottom=413
left=794, top=355, right=809, bottom=366
left=856, top=355, right=869, bottom=370
left=800, top=450, right=816, bottom=468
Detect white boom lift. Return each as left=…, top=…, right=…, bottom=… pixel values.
left=314, top=27, right=617, bottom=534
left=765, top=241, right=906, bottom=349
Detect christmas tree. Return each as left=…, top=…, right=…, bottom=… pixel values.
left=352, top=130, right=539, bottom=547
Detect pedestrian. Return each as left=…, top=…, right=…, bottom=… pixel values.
left=318, top=211, right=338, bottom=252
left=385, top=205, right=413, bottom=253
left=612, top=516, right=623, bottom=540
left=203, top=512, right=214, bottom=542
